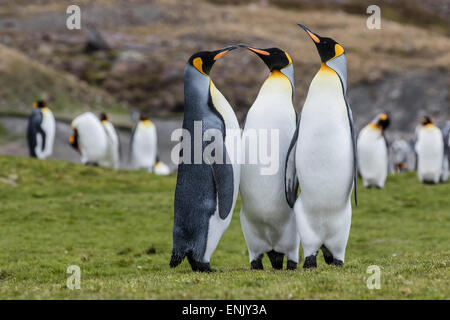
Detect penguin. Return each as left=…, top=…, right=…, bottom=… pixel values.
left=389, top=139, right=415, bottom=173
left=27, top=100, right=55, bottom=159
left=357, top=113, right=390, bottom=188
left=170, top=46, right=240, bottom=272
left=99, top=112, right=120, bottom=169
left=69, top=112, right=109, bottom=166
left=238, top=44, right=299, bottom=270
left=153, top=157, right=171, bottom=175
left=130, top=114, right=158, bottom=171
left=414, top=116, right=444, bottom=184
left=285, top=24, right=357, bottom=268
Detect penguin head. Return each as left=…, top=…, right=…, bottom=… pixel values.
left=376, top=113, right=390, bottom=130
left=99, top=112, right=108, bottom=122
left=239, top=44, right=292, bottom=71
left=33, top=100, right=47, bottom=109
left=139, top=114, right=149, bottom=121
left=188, top=46, right=237, bottom=76
left=297, top=24, right=345, bottom=63
left=420, top=116, right=433, bottom=126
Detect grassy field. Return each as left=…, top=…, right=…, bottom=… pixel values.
left=0, top=155, right=448, bottom=299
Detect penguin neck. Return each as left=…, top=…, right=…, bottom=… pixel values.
left=309, top=63, right=343, bottom=96
left=257, top=69, right=293, bottom=100
left=184, top=64, right=212, bottom=117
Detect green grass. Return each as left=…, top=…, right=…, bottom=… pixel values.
left=0, top=155, right=448, bottom=299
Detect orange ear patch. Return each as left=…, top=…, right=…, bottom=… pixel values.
left=248, top=47, right=270, bottom=56
left=214, top=50, right=229, bottom=61
left=306, top=30, right=320, bottom=43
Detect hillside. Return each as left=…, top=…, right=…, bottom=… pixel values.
left=1, top=0, right=449, bottom=125
left=0, top=43, right=126, bottom=120
left=0, top=155, right=448, bottom=299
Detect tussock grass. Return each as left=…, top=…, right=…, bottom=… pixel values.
left=0, top=155, right=448, bottom=299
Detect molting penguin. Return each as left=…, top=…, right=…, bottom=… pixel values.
left=414, top=116, right=444, bottom=184
left=27, top=100, right=55, bottom=159
left=285, top=24, right=357, bottom=268
left=389, top=139, right=415, bottom=173
left=69, top=112, right=109, bottom=166
left=357, top=113, right=390, bottom=188
left=238, top=44, right=299, bottom=270
left=170, top=46, right=240, bottom=272
left=130, top=114, right=158, bottom=171
left=99, top=112, right=120, bottom=169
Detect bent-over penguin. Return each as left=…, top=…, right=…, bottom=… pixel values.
left=69, top=112, right=109, bottom=166
left=238, top=44, right=299, bottom=270
left=170, top=46, right=240, bottom=272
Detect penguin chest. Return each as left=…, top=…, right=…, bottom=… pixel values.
left=416, top=128, right=444, bottom=172
left=133, top=124, right=157, bottom=161
left=357, top=126, right=387, bottom=177
left=296, top=71, right=353, bottom=206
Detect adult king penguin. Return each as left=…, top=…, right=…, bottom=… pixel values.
left=285, top=24, right=357, bottom=268
left=69, top=112, right=109, bottom=166
left=130, top=114, right=158, bottom=171
left=357, top=113, right=390, bottom=188
left=99, top=112, right=120, bottom=169
left=414, top=116, right=444, bottom=184
left=238, top=45, right=299, bottom=270
left=27, top=100, right=55, bottom=159
left=170, top=46, right=240, bottom=272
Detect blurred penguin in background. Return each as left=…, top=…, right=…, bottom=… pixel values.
left=130, top=114, right=158, bottom=171
left=389, top=139, right=415, bottom=173
left=27, top=100, right=55, bottom=159
left=440, top=121, right=450, bottom=182
left=153, top=156, right=171, bottom=175
left=69, top=112, right=109, bottom=166
left=414, top=116, right=444, bottom=184
left=357, top=113, right=390, bottom=188
left=99, top=112, right=120, bottom=169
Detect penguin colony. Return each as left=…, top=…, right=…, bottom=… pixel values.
left=23, top=23, right=448, bottom=273
left=170, top=23, right=449, bottom=272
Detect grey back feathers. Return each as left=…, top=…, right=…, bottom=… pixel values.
left=27, top=108, right=46, bottom=157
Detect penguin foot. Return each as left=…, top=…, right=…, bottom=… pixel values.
left=286, top=260, right=297, bottom=270
left=321, top=246, right=334, bottom=265
left=303, top=255, right=317, bottom=269
left=267, top=250, right=284, bottom=270
left=250, top=254, right=264, bottom=270
left=331, top=259, right=344, bottom=267
left=187, top=254, right=215, bottom=272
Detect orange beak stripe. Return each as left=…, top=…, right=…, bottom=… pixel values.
left=214, top=50, right=229, bottom=61
left=248, top=47, right=270, bottom=56
left=306, top=30, right=320, bottom=43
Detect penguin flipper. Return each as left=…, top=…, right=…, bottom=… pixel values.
left=211, top=161, right=234, bottom=220
left=27, top=109, right=45, bottom=157
left=345, top=101, right=358, bottom=206
left=285, top=114, right=300, bottom=208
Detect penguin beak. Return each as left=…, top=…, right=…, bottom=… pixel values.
left=238, top=44, right=270, bottom=56
left=297, top=23, right=321, bottom=43
left=213, top=45, right=238, bottom=61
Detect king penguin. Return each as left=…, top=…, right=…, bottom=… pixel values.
left=27, top=100, right=55, bottom=159
left=414, top=116, right=444, bottom=184
left=130, top=114, right=158, bottom=171
left=285, top=24, right=357, bottom=268
left=170, top=46, right=240, bottom=272
left=99, top=112, right=120, bottom=169
left=440, top=122, right=450, bottom=182
left=69, top=112, right=109, bottom=166
left=238, top=45, right=299, bottom=270
left=357, top=113, right=390, bottom=188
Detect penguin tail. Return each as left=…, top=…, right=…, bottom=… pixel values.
left=169, top=249, right=186, bottom=268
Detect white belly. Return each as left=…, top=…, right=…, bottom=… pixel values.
left=132, top=123, right=157, bottom=169
left=416, top=126, right=444, bottom=182
left=357, top=126, right=388, bottom=187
